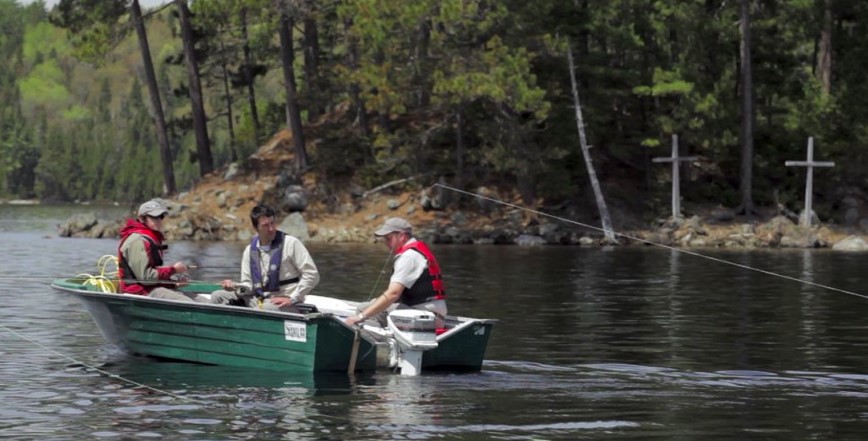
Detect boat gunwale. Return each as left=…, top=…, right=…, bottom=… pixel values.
left=50, top=280, right=336, bottom=322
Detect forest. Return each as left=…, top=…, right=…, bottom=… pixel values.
left=1, top=0, right=866, bottom=222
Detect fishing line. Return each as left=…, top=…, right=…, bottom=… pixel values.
left=0, top=323, right=212, bottom=406
left=0, top=275, right=218, bottom=285
left=434, top=183, right=868, bottom=302
left=365, top=244, right=396, bottom=302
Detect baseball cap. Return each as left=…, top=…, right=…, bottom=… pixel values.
left=138, top=200, right=169, bottom=217
left=374, top=217, right=412, bottom=236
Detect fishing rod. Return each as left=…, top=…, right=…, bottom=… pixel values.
left=188, top=265, right=239, bottom=270
left=432, top=182, right=868, bottom=302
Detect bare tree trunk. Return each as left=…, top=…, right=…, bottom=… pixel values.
left=738, top=0, right=755, bottom=215
left=455, top=110, right=464, bottom=191
left=218, top=39, right=238, bottom=162
left=277, top=1, right=308, bottom=170
left=816, top=0, right=833, bottom=95
left=373, top=50, right=391, bottom=134
left=176, top=0, right=213, bottom=176
left=240, top=7, right=260, bottom=145
left=415, top=18, right=432, bottom=107
left=567, top=46, right=616, bottom=243
left=302, top=1, right=321, bottom=118
left=344, top=17, right=369, bottom=138
left=131, top=0, right=175, bottom=195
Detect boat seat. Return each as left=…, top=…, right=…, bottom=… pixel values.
left=295, top=303, right=319, bottom=314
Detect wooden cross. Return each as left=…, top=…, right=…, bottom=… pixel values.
left=652, top=134, right=698, bottom=219
left=785, top=137, right=835, bottom=226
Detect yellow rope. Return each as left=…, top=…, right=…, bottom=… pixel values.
left=76, top=255, right=120, bottom=293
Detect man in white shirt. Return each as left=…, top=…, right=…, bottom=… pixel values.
left=346, top=217, right=447, bottom=327
left=211, top=204, right=319, bottom=311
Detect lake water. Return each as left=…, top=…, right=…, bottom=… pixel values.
left=3, top=204, right=868, bottom=440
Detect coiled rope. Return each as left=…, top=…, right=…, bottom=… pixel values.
left=74, top=254, right=120, bottom=293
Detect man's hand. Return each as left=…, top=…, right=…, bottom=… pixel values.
left=345, top=315, right=363, bottom=326
left=220, top=279, right=236, bottom=290
left=269, top=296, right=295, bottom=308
left=172, top=262, right=188, bottom=274
left=174, top=273, right=190, bottom=287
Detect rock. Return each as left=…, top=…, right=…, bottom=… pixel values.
left=688, top=238, right=708, bottom=247
left=58, top=213, right=98, bottom=237
left=386, top=199, right=401, bottom=210
left=539, top=222, right=559, bottom=236
left=282, top=185, right=308, bottom=212
left=451, top=211, right=467, bottom=226
left=798, top=209, right=820, bottom=226
left=832, top=235, right=868, bottom=251
left=420, top=178, right=449, bottom=211
left=578, top=236, right=596, bottom=246
left=278, top=212, right=310, bottom=241
left=224, top=162, right=240, bottom=180
left=475, top=186, right=499, bottom=214
left=89, top=221, right=120, bottom=238
left=514, top=234, right=546, bottom=246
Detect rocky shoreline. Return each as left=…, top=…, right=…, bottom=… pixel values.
left=49, top=130, right=868, bottom=251
left=56, top=197, right=868, bottom=251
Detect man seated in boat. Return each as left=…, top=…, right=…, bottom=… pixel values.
left=211, top=204, right=320, bottom=312
left=118, top=199, right=198, bottom=302
left=345, top=217, right=447, bottom=328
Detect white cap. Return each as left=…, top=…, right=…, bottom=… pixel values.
left=138, top=200, right=169, bottom=217
left=374, top=217, right=412, bottom=236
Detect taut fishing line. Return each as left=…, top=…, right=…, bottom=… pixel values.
left=434, top=182, right=868, bottom=302
left=0, top=323, right=211, bottom=405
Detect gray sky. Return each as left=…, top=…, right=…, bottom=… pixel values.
left=18, top=0, right=168, bottom=9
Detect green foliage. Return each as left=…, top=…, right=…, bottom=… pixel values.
left=2, top=0, right=868, bottom=216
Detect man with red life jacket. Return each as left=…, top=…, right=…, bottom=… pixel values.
left=118, top=200, right=195, bottom=302
left=346, top=217, right=447, bottom=327
left=211, top=204, right=320, bottom=311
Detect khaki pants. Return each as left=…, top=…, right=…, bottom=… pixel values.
left=210, top=289, right=299, bottom=312
left=148, top=287, right=202, bottom=302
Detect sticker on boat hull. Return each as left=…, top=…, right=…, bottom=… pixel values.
left=284, top=321, right=307, bottom=342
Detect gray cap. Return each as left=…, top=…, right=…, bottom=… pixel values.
left=374, top=217, right=412, bottom=236
left=138, top=199, right=169, bottom=217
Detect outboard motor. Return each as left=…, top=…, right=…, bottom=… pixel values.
left=387, top=309, right=439, bottom=376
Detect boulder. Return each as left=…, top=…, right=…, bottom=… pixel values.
left=832, top=235, right=868, bottom=251
left=278, top=212, right=310, bottom=241
left=58, top=213, right=98, bottom=237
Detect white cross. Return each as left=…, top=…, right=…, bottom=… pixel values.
left=652, top=135, right=698, bottom=219
left=784, top=137, right=834, bottom=226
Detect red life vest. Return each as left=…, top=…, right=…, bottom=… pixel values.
left=117, top=219, right=172, bottom=295
left=395, top=240, right=446, bottom=306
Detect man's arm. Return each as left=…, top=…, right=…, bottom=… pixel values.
left=282, top=236, right=320, bottom=302
left=346, top=281, right=405, bottom=326
left=236, top=246, right=253, bottom=292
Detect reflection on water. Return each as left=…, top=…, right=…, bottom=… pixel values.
left=4, top=204, right=868, bottom=439
left=101, top=358, right=357, bottom=396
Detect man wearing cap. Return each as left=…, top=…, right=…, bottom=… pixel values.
left=346, top=217, right=447, bottom=327
left=210, top=204, right=320, bottom=311
left=117, top=199, right=195, bottom=302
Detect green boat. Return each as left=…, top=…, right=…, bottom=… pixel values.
left=51, top=277, right=496, bottom=375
